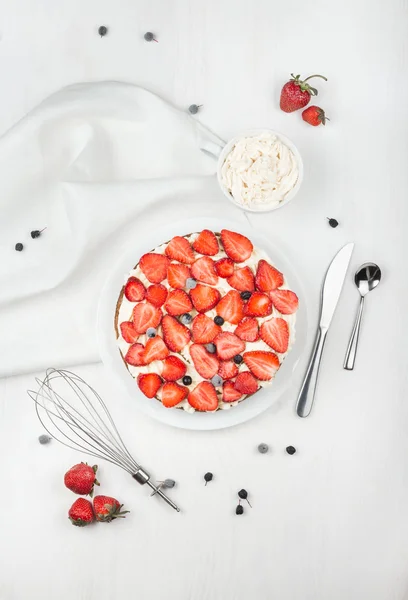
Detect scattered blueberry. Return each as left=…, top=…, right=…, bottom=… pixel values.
left=238, top=489, right=252, bottom=507
left=180, top=313, right=192, bottom=325
left=98, top=26, right=108, bottom=37
left=146, top=327, right=157, bottom=338
left=186, top=278, right=197, bottom=290
left=144, top=31, right=157, bottom=42
left=233, top=354, right=243, bottom=364
left=211, top=375, right=223, bottom=387
left=38, top=434, right=51, bottom=445
left=188, top=104, right=202, bottom=115
left=214, top=316, right=224, bottom=326
left=204, top=472, right=213, bottom=485
left=163, top=478, right=176, bottom=488
left=15, top=243, right=23, bottom=252
left=327, top=218, right=339, bottom=228
left=240, top=291, right=252, bottom=300
left=205, top=343, right=216, bottom=354
left=31, top=228, right=46, bottom=239
left=182, top=375, right=192, bottom=386
left=286, top=446, right=296, bottom=455
left=236, top=504, right=244, bottom=515
left=258, top=443, right=269, bottom=454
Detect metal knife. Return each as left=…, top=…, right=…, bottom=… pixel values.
left=296, top=243, right=354, bottom=418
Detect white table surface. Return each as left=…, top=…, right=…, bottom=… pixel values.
left=1, top=1, right=407, bottom=599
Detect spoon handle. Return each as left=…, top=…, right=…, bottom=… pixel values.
left=344, top=296, right=365, bottom=371
left=296, top=326, right=328, bottom=418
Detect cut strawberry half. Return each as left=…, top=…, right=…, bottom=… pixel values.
left=167, top=263, right=191, bottom=289
left=132, top=302, right=162, bottom=334
left=216, top=290, right=245, bottom=324
left=243, top=351, right=280, bottom=381
left=221, top=229, right=253, bottom=263
left=165, top=236, right=195, bottom=264
left=190, top=284, right=221, bottom=313
left=161, top=382, right=189, bottom=407
left=161, top=355, right=187, bottom=382
left=260, top=317, right=289, bottom=353
left=124, top=343, right=146, bottom=366
left=188, top=381, right=218, bottom=411
left=145, top=284, right=168, bottom=307
left=137, top=373, right=162, bottom=398
left=244, top=292, right=272, bottom=317
left=191, top=256, right=218, bottom=285
left=120, top=321, right=140, bottom=344
left=234, top=317, right=259, bottom=342
left=222, top=381, right=243, bottom=403
left=143, top=336, right=169, bottom=363
left=192, top=314, right=221, bottom=344
left=215, top=257, right=235, bottom=278
left=227, top=267, right=255, bottom=292
left=269, top=289, right=299, bottom=314
left=234, top=372, right=258, bottom=395
left=139, top=253, right=169, bottom=283
left=162, top=315, right=191, bottom=352
left=192, top=229, right=219, bottom=256
left=124, top=277, right=146, bottom=302
left=164, top=289, right=193, bottom=316
left=218, top=360, right=239, bottom=380
left=255, top=260, right=284, bottom=292
left=214, top=332, right=245, bottom=360
left=190, top=344, right=220, bottom=379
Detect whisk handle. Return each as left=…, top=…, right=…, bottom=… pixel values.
left=132, top=469, right=181, bottom=512
left=132, top=468, right=150, bottom=484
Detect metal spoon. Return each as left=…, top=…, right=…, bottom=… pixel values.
left=343, top=263, right=381, bottom=370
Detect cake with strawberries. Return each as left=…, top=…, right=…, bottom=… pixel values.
left=115, top=229, right=298, bottom=412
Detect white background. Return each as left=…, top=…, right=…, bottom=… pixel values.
left=0, top=1, right=407, bottom=599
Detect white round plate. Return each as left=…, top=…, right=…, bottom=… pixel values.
left=97, top=217, right=308, bottom=430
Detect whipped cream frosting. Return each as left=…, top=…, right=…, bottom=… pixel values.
left=220, top=132, right=299, bottom=209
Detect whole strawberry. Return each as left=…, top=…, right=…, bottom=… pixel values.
left=302, top=105, right=329, bottom=126
left=93, top=495, right=129, bottom=523
left=280, top=73, right=327, bottom=113
left=64, top=462, right=99, bottom=497
left=68, top=498, right=95, bottom=527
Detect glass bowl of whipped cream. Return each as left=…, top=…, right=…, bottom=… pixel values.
left=216, top=130, right=303, bottom=213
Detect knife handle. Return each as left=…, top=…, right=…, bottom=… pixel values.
left=296, top=326, right=328, bottom=418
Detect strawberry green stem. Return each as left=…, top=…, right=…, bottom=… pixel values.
left=303, top=74, right=327, bottom=83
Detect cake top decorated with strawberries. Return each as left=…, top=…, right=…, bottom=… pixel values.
left=115, top=229, right=298, bottom=412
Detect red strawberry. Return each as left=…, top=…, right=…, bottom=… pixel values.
left=68, top=498, right=95, bottom=527
left=64, top=463, right=99, bottom=497
left=161, top=355, right=187, bottom=381
left=215, top=257, right=235, bottom=278
left=302, top=105, right=329, bottom=126
left=165, top=236, right=195, bottom=264
left=167, top=262, right=191, bottom=289
left=132, top=302, right=162, bottom=333
left=162, top=315, right=191, bottom=352
left=222, top=381, right=243, bottom=403
left=227, top=266, right=255, bottom=292
left=260, top=317, right=289, bottom=353
left=145, top=284, right=168, bottom=307
left=279, top=73, right=327, bottom=113
left=191, top=256, right=218, bottom=285
left=214, top=332, right=245, bottom=360
left=192, top=229, right=219, bottom=256
left=192, top=314, right=221, bottom=344
left=137, top=372, right=162, bottom=398
left=244, top=292, right=272, bottom=317
left=216, top=290, right=245, bottom=324
left=234, top=317, right=259, bottom=342
left=124, top=277, right=145, bottom=302
left=120, top=321, right=139, bottom=344
left=221, top=229, right=253, bottom=263
left=255, top=260, right=284, bottom=292
left=190, top=284, right=220, bottom=313
left=93, top=495, right=129, bottom=523
left=164, top=289, right=193, bottom=316
left=143, top=336, right=169, bottom=363
left=243, top=351, right=280, bottom=381
left=269, top=289, right=299, bottom=314
left=234, top=372, right=258, bottom=395
left=139, top=253, right=169, bottom=283
left=218, top=360, right=239, bottom=380
left=125, top=343, right=146, bottom=366
left=161, top=382, right=189, bottom=407
left=188, top=381, right=218, bottom=411
left=190, top=344, right=220, bottom=379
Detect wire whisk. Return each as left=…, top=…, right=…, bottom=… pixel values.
left=27, top=368, right=180, bottom=512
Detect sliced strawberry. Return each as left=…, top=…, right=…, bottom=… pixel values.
left=216, top=290, right=245, bottom=324
left=161, top=355, right=187, bottom=382
left=139, top=253, right=169, bottom=283
left=192, top=230, right=219, bottom=256
left=137, top=373, right=162, bottom=398
left=222, top=381, right=243, bottom=402
left=234, top=372, right=258, bottom=395
left=192, top=314, right=221, bottom=344
left=143, top=336, right=169, bottom=363
left=190, top=284, right=221, bottom=313
left=161, top=382, right=189, bottom=407
left=190, top=344, right=220, bottom=379
left=260, top=317, right=289, bottom=353
left=120, top=321, right=139, bottom=344
left=164, top=289, right=193, bottom=316
left=145, top=284, right=168, bottom=308
left=188, top=381, right=218, bottom=411
left=269, top=289, right=299, bottom=314
left=191, top=256, right=218, bottom=285
left=255, top=260, right=284, bottom=292
left=234, top=317, right=259, bottom=342
left=124, top=343, right=146, bottom=366
left=218, top=360, right=239, bottom=380
left=221, top=229, right=253, bottom=263
left=214, top=332, right=245, bottom=360
left=244, top=292, right=272, bottom=317
left=124, top=277, right=146, bottom=302
left=243, top=351, right=280, bottom=381
left=227, top=267, right=255, bottom=292
left=215, top=257, right=235, bottom=278
left=132, top=302, right=162, bottom=333
left=167, top=263, right=191, bottom=289
left=162, top=315, right=191, bottom=352
left=165, top=236, right=195, bottom=264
